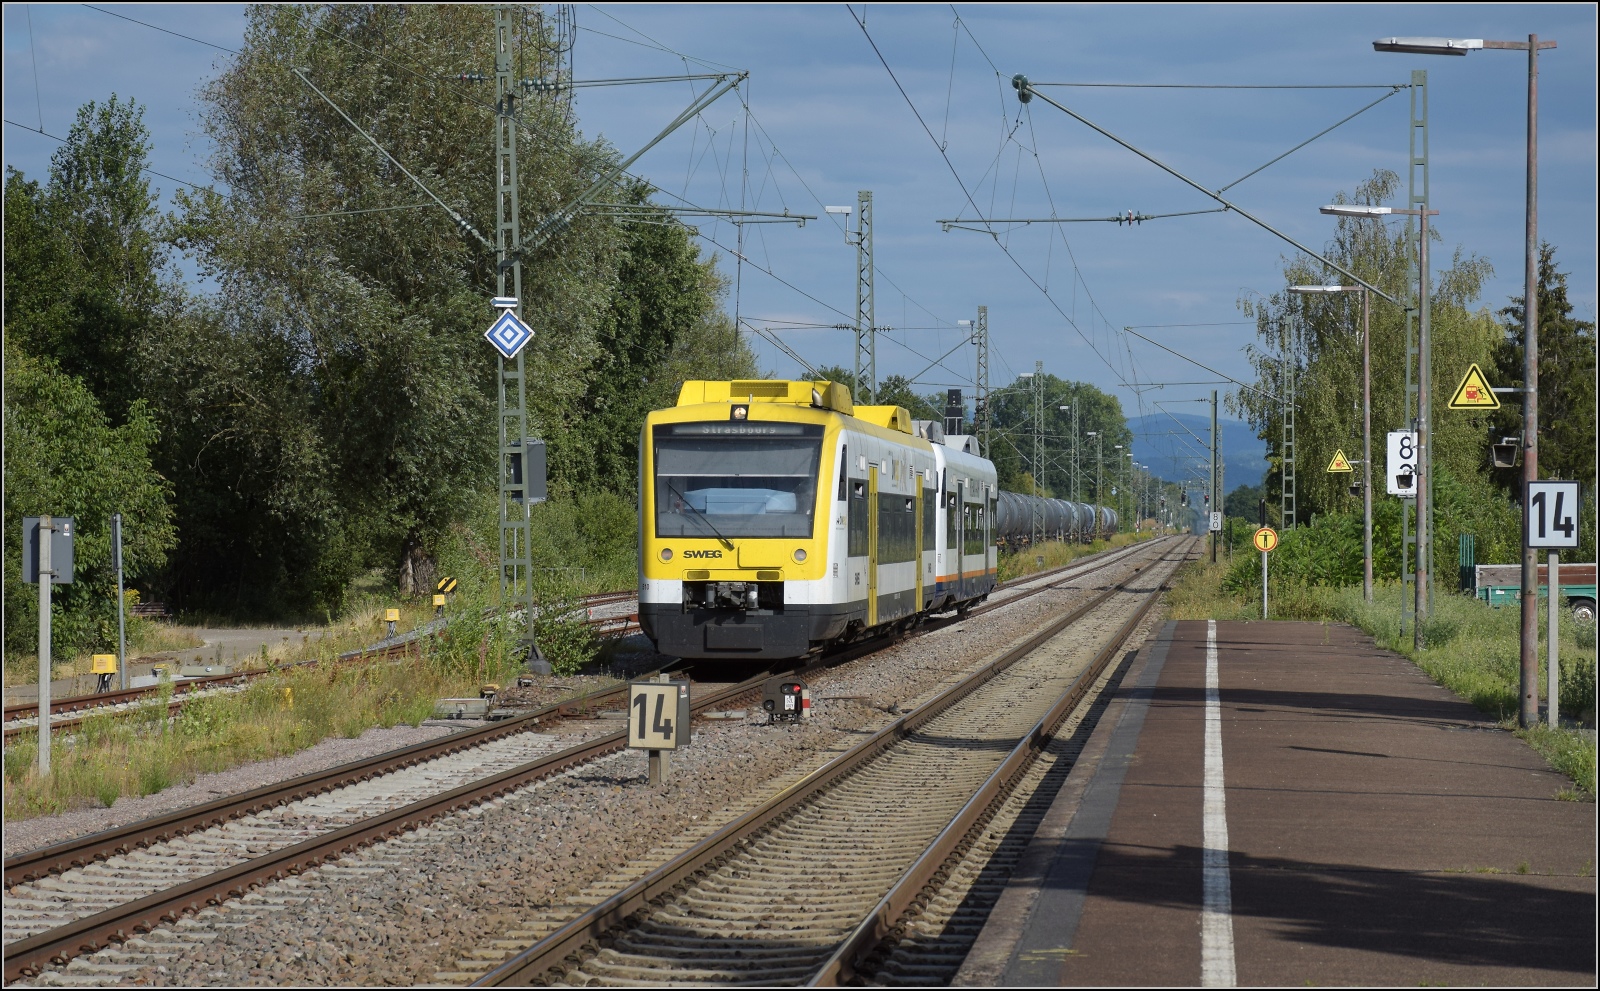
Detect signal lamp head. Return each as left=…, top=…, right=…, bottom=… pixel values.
left=1490, top=437, right=1519, bottom=469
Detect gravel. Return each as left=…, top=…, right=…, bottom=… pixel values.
left=23, top=542, right=1173, bottom=987
left=3, top=723, right=461, bottom=858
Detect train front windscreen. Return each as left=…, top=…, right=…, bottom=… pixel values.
left=652, top=423, right=823, bottom=539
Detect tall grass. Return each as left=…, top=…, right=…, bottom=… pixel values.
left=2, top=583, right=573, bottom=820
left=3, top=652, right=508, bottom=820
left=1167, top=556, right=1597, bottom=799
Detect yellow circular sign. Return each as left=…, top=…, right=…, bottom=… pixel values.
left=1253, top=526, right=1279, bottom=553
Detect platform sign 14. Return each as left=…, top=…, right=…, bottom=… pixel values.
left=1386, top=430, right=1419, bottom=497
left=1526, top=480, right=1581, bottom=549
left=628, top=681, right=690, bottom=750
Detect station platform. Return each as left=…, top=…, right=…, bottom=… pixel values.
left=958, top=620, right=1596, bottom=987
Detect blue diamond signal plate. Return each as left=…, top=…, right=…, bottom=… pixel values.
left=485, top=310, right=535, bottom=359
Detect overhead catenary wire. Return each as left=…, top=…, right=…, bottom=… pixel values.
left=846, top=5, right=1133, bottom=391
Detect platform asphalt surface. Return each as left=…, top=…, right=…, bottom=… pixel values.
left=960, top=619, right=1596, bottom=987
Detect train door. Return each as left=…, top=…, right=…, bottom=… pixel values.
left=955, top=480, right=966, bottom=599
left=984, top=486, right=993, bottom=577
left=913, top=473, right=925, bottom=609
left=867, top=466, right=880, bottom=628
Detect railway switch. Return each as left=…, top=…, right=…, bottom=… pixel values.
left=762, top=678, right=808, bottom=724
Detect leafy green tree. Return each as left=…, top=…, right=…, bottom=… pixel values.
left=1234, top=169, right=1502, bottom=528
left=3, top=344, right=176, bottom=660
left=986, top=374, right=1129, bottom=504
left=3, top=96, right=171, bottom=421
left=161, top=5, right=736, bottom=609
left=1489, top=244, right=1597, bottom=563
left=562, top=191, right=749, bottom=495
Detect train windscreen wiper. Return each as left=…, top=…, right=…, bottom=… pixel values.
left=665, top=482, right=734, bottom=550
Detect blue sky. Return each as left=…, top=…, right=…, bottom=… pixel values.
left=5, top=4, right=1594, bottom=484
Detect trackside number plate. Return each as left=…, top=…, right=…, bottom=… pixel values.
left=628, top=681, right=691, bottom=750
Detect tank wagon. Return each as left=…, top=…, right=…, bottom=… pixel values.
left=638, top=380, right=1118, bottom=661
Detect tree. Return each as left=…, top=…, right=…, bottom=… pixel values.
left=3, top=96, right=171, bottom=421
left=1234, top=169, right=1502, bottom=527
left=3, top=343, right=176, bottom=659
left=1489, top=244, right=1597, bottom=563
left=560, top=191, right=749, bottom=496
left=986, top=374, right=1129, bottom=504
left=160, top=6, right=735, bottom=609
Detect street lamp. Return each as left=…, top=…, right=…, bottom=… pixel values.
left=1291, top=284, right=1373, bottom=602
left=1322, top=203, right=1437, bottom=650
left=1373, top=31, right=1558, bottom=731
left=1059, top=404, right=1078, bottom=501
left=1113, top=444, right=1125, bottom=532
left=1125, top=451, right=1135, bottom=532
left=1086, top=431, right=1103, bottom=512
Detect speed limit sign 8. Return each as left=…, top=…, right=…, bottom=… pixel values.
left=1386, top=430, right=1418, bottom=496
left=1526, top=480, right=1581, bottom=549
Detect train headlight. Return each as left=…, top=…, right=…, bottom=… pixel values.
left=793, top=548, right=807, bottom=563
left=660, top=548, right=673, bottom=561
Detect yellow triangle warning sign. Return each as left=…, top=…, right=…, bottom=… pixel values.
left=1327, top=449, right=1353, bottom=473
left=1449, top=363, right=1500, bottom=410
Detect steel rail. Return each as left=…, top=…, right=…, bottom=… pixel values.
left=3, top=591, right=640, bottom=724
left=473, top=538, right=1178, bottom=987
left=1, top=538, right=1163, bottom=983
left=2, top=596, right=642, bottom=742
left=1, top=680, right=629, bottom=890
left=4, top=539, right=1143, bottom=881
left=810, top=538, right=1192, bottom=985
left=2, top=677, right=731, bottom=982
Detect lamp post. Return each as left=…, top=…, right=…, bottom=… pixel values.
left=1113, top=444, right=1125, bottom=531
left=1125, top=452, right=1135, bottom=532
left=1086, top=431, right=1102, bottom=512
left=1291, top=284, right=1373, bottom=602
left=1322, top=203, right=1436, bottom=650
left=1372, top=32, right=1556, bottom=732
left=1059, top=405, right=1077, bottom=502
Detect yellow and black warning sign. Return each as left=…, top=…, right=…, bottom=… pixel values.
left=1327, top=449, right=1353, bottom=473
left=1449, top=363, right=1499, bottom=410
left=437, top=576, right=458, bottom=595
left=1253, top=527, right=1279, bottom=553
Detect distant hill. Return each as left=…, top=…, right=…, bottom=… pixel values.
left=1127, top=412, right=1269, bottom=495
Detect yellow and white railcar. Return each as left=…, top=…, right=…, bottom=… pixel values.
left=638, top=380, right=997, bottom=660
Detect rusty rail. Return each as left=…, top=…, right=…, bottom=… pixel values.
left=473, top=538, right=1182, bottom=987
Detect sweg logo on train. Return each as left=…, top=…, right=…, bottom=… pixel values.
left=683, top=549, right=724, bottom=559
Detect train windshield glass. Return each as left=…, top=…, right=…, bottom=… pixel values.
left=654, top=423, right=823, bottom=538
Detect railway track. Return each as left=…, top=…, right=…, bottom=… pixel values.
left=469, top=537, right=1191, bottom=987
left=1, top=538, right=1166, bottom=984
left=0, top=541, right=1120, bottom=743
left=2, top=592, right=643, bottom=743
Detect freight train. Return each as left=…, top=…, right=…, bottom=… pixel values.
left=637, top=380, right=1118, bottom=660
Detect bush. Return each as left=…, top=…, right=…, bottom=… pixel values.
left=1561, top=653, right=1596, bottom=724
left=530, top=569, right=597, bottom=677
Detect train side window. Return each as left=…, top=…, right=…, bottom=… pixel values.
left=838, top=445, right=848, bottom=501
left=847, top=479, right=868, bottom=557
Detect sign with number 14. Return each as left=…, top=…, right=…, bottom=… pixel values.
left=1526, top=480, right=1581, bottom=549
